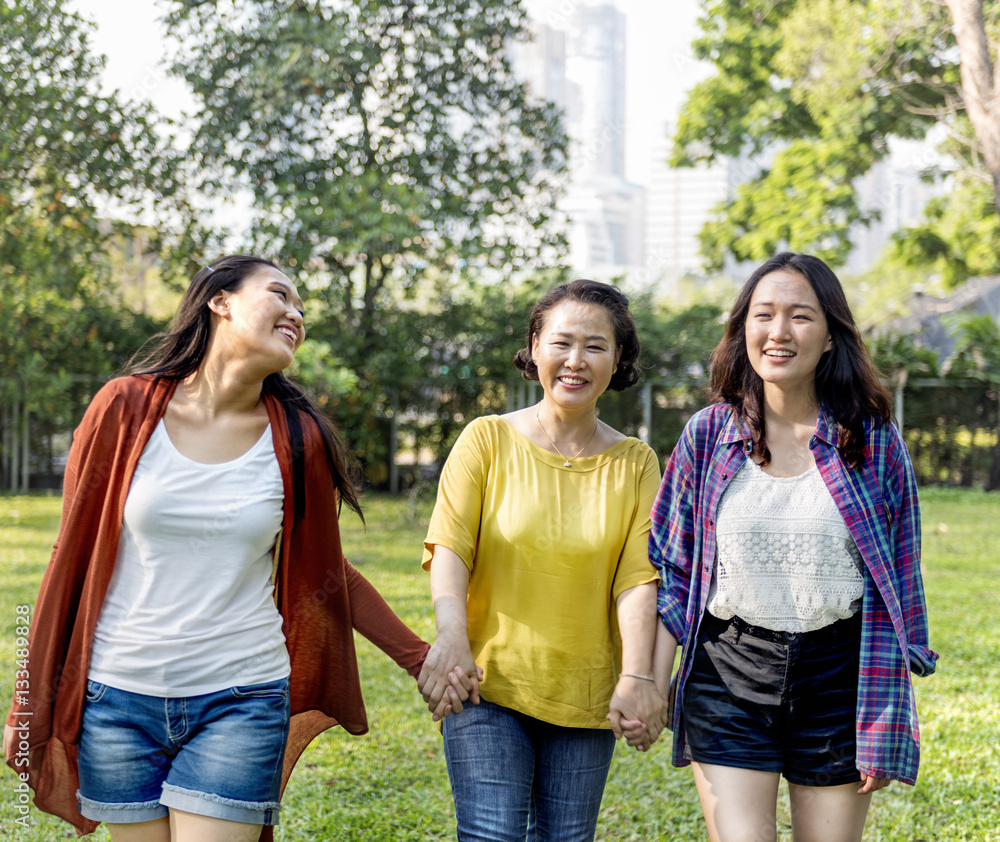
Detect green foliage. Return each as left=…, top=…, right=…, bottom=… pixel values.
left=843, top=258, right=949, bottom=328
left=888, top=177, right=1000, bottom=287
left=944, top=313, right=1000, bottom=382
left=673, top=0, right=959, bottom=271
left=870, top=331, right=940, bottom=380
left=871, top=322, right=999, bottom=488
left=163, top=0, right=569, bottom=474
left=698, top=140, right=875, bottom=270
left=608, top=298, right=725, bottom=458
left=349, top=273, right=554, bottom=481
left=1, top=490, right=998, bottom=840
left=165, top=0, right=567, bottom=341
left=0, top=0, right=194, bottom=482
left=286, top=339, right=359, bottom=405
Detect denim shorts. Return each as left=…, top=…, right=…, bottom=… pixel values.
left=77, top=677, right=290, bottom=825
left=682, top=611, right=862, bottom=787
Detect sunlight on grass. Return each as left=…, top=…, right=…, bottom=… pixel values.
left=0, top=487, right=996, bottom=840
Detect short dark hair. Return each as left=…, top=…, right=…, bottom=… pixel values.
left=513, top=279, right=642, bottom=391
left=128, top=254, right=364, bottom=520
left=710, top=252, right=892, bottom=469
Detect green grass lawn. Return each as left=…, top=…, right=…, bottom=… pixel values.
left=0, top=487, right=996, bottom=840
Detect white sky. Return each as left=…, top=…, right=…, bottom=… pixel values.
left=70, top=0, right=710, bottom=189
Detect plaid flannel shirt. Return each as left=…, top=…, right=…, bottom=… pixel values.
left=650, top=402, right=938, bottom=785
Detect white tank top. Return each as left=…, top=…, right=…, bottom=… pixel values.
left=88, top=419, right=290, bottom=695
left=708, top=459, right=865, bottom=633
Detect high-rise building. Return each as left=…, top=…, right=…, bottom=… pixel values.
left=510, top=21, right=566, bottom=108
left=643, top=126, right=767, bottom=289
left=645, top=132, right=729, bottom=288
left=517, top=1, right=645, bottom=272
left=562, top=4, right=626, bottom=182
left=845, top=161, right=947, bottom=275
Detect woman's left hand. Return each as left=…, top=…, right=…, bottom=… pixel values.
left=858, top=773, right=891, bottom=793
left=610, top=582, right=666, bottom=751
left=607, top=676, right=667, bottom=751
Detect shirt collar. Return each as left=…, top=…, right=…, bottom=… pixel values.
left=717, top=402, right=840, bottom=448
left=813, top=403, right=839, bottom=447
left=719, top=405, right=750, bottom=445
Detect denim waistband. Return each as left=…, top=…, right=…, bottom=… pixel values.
left=703, top=611, right=861, bottom=645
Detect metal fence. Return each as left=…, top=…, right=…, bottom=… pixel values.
left=2, top=377, right=996, bottom=493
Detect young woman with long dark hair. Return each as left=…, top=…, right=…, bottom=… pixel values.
left=650, top=252, right=937, bottom=842
left=4, top=255, right=469, bottom=842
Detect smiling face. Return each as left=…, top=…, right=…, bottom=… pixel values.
left=211, top=266, right=305, bottom=374
left=745, top=268, right=832, bottom=398
left=531, top=300, right=621, bottom=412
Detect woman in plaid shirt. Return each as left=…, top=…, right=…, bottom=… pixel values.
left=649, top=252, right=937, bottom=842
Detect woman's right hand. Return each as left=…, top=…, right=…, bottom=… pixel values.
left=417, top=633, right=482, bottom=722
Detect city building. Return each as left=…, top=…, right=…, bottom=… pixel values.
left=845, top=160, right=948, bottom=275
left=517, top=1, right=646, bottom=274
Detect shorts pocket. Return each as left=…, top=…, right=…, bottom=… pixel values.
left=230, top=678, right=289, bottom=700
left=85, top=680, right=108, bottom=704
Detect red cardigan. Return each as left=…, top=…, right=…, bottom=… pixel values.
left=5, top=376, right=429, bottom=837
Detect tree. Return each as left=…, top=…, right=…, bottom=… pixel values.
left=163, top=0, right=568, bottom=474
left=886, top=176, right=1000, bottom=285
left=165, top=0, right=566, bottom=349
left=671, top=0, right=960, bottom=272
left=945, top=0, right=1000, bottom=214
left=0, top=0, right=191, bottom=489
left=943, top=313, right=1000, bottom=489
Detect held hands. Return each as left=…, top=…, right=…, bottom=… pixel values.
left=607, top=674, right=668, bottom=752
left=417, top=633, right=482, bottom=722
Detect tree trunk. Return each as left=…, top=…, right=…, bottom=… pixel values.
left=946, top=0, right=1000, bottom=210
left=946, top=0, right=1000, bottom=491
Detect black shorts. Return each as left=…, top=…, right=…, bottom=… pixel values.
left=682, top=611, right=863, bottom=787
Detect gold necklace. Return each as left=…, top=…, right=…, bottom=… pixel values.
left=535, top=406, right=599, bottom=467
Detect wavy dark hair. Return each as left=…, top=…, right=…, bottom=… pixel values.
left=710, top=252, right=892, bottom=469
left=513, top=279, right=642, bottom=391
left=128, top=254, right=363, bottom=521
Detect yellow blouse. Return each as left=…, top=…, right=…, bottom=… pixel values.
left=422, top=415, right=661, bottom=728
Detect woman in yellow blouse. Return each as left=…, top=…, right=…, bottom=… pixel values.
left=417, top=280, right=666, bottom=842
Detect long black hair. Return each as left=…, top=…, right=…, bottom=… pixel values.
left=128, top=254, right=363, bottom=521
left=710, top=252, right=892, bottom=470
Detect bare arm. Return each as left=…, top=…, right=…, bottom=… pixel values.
left=652, top=618, right=679, bottom=702
left=607, top=582, right=666, bottom=751
left=417, top=545, right=481, bottom=722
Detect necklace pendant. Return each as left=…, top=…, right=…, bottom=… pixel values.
left=564, top=460, right=572, bottom=467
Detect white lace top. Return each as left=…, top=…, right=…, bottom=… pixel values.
left=708, top=459, right=865, bottom=632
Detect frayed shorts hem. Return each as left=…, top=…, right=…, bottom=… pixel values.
left=77, top=792, right=167, bottom=823
left=161, top=783, right=281, bottom=825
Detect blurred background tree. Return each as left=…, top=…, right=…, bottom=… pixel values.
left=164, top=0, right=569, bottom=478
left=669, top=0, right=1000, bottom=279
left=3, top=0, right=997, bottom=492
left=0, top=0, right=197, bottom=489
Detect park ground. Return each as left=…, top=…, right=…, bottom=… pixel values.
left=0, top=488, right=996, bottom=840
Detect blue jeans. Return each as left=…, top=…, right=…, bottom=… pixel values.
left=77, top=677, right=290, bottom=825
left=442, top=699, right=616, bottom=842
